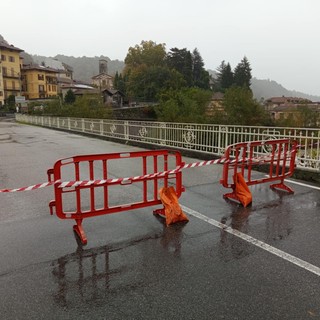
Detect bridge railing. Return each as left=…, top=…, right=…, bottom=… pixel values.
left=16, top=114, right=320, bottom=172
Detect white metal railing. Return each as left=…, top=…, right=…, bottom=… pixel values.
left=16, top=114, right=320, bottom=172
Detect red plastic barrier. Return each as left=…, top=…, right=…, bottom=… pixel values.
left=220, top=139, right=298, bottom=204
left=47, top=150, right=184, bottom=244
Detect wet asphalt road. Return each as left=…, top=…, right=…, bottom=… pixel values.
left=1, top=118, right=320, bottom=320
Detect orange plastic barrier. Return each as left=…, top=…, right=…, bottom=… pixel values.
left=47, top=150, right=184, bottom=244
left=220, top=139, right=298, bottom=205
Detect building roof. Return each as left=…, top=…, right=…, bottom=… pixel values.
left=102, top=88, right=125, bottom=96
left=266, top=96, right=312, bottom=104
left=0, top=40, right=23, bottom=52
left=92, top=73, right=113, bottom=80
left=61, top=83, right=95, bottom=90
left=22, top=64, right=58, bottom=73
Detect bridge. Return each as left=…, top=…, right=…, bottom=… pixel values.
left=1, top=116, right=320, bottom=319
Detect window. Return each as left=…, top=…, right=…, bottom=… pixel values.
left=39, top=85, right=45, bottom=92
left=9, top=56, right=15, bottom=62
left=0, top=91, right=3, bottom=96
left=38, top=74, right=44, bottom=81
left=12, top=81, right=15, bottom=90
left=2, top=67, right=7, bottom=76
left=1, top=55, right=6, bottom=61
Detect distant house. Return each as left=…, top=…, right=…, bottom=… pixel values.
left=91, top=59, right=113, bottom=90
left=102, top=88, right=125, bottom=107
left=206, top=92, right=224, bottom=116
left=265, top=96, right=320, bottom=124
left=264, top=96, right=312, bottom=111
left=0, top=39, right=24, bottom=106
left=60, top=83, right=98, bottom=99
left=21, top=64, right=58, bottom=100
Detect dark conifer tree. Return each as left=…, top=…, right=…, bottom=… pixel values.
left=233, top=56, right=252, bottom=88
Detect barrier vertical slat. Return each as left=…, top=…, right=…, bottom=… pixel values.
left=269, top=144, right=276, bottom=178
left=248, top=143, right=254, bottom=181
left=153, top=155, right=158, bottom=201
left=103, top=159, right=108, bottom=209
left=75, top=162, right=81, bottom=214
left=164, top=154, right=168, bottom=189
left=89, top=161, right=95, bottom=212
left=143, top=156, right=147, bottom=203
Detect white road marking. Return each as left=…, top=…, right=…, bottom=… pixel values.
left=285, top=179, right=320, bottom=190
left=264, top=175, right=320, bottom=191
left=181, top=204, right=320, bottom=277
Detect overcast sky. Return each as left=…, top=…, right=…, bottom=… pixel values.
left=1, top=0, right=319, bottom=96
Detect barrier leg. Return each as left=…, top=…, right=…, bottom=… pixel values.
left=223, top=190, right=240, bottom=203
left=153, top=207, right=166, bottom=219
left=270, top=182, right=294, bottom=193
left=73, top=219, right=87, bottom=245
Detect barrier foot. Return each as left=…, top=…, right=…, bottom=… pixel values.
left=73, top=219, right=87, bottom=245
left=153, top=208, right=166, bottom=219
left=223, top=192, right=241, bottom=204
left=270, top=183, right=294, bottom=194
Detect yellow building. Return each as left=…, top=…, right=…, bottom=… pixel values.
left=0, top=39, right=24, bottom=106
left=22, top=65, right=58, bottom=100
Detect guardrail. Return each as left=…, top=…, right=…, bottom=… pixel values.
left=16, top=114, right=320, bottom=172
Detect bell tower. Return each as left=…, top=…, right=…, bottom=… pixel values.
left=99, top=59, right=108, bottom=74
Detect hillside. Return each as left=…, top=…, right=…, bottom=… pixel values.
left=30, top=54, right=125, bottom=82
left=25, top=54, right=320, bottom=102
left=250, top=78, right=320, bottom=102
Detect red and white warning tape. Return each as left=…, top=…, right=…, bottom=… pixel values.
left=0, top=152, right=294, bottom=193
left=0, top=181, right=56, bottom=193
left=0, top=157, right=227, bottom=193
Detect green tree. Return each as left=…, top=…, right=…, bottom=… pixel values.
left=114, top=72, right=127, bottom=94
left=223, top=86, right=270, bottom=125
left=233, top=56, right=252, bottom=88
left=192, top=48, right=210, bottom=89
left=124, top=41, right=187, bottom=101
left=156, top=87, right=212, bottom=122
left=6, top=95, right=16, bottom=109
left=124, top=40, right=166, bottom=70
left=214, top=60, right=234, bottom=92
left=297, top=106, right=320, bottom=127
left=127, top=65, right=185, bottom=102
left=64, top=89, right=76, bottom=104
left=166, top=47, right=193, bottom=86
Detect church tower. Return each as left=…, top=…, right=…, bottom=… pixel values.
left=99, top=59, right=108, bottom=74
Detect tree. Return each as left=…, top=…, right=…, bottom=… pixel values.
left=223, top=86, right=270, bottom=125
left=126, top=65, right=185, bottom=102
left=124, top=41, right=187, bottom=101
left=6, top=95, right=16, bottom=108
left=156, top=87, right=212, bottom=122
left=192, top=48, right=210, bottom=89
left=64, top=89, right=76, bottom=104
left=214, top=60, right=234, bottom=92
left=233, top=56, right=252, bottom=88
left=124, top=40, right=166, bottom=70
left=166, top=47, right=193, bottom=86
left=113, top=72, right=127, bottom=94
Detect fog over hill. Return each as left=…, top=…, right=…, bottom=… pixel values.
left=250, top=78, right=320, bottom=102
left=28, top=53, right=125, bottom=82
left=24, top=53, right=320, bottom=102
left=206, top=70, right=320, bottom=102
